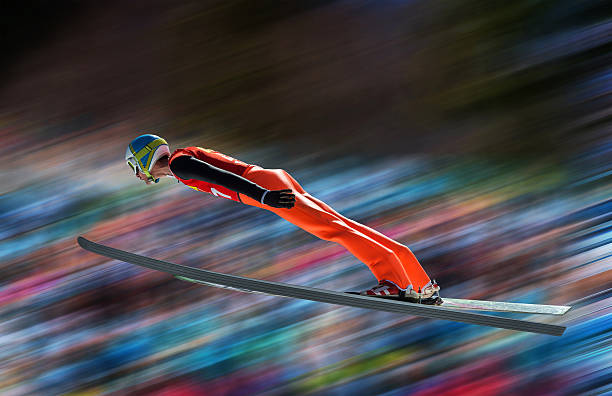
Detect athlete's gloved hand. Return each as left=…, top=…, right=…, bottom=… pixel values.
left=261, top=189, right=295, bottom=209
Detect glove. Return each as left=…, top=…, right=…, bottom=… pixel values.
left=261, top=189, right=295, bottom=209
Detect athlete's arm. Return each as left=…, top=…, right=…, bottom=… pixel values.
left=170, top=155, right=295, bottom=208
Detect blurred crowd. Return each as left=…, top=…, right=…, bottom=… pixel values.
left=1, top=1, right=610, bottom=395
left=1, top=142, right=609, bottom=395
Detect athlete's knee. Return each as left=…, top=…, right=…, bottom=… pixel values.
left=364, top=247, right=400, bottom=269
left=311, top=218, right=356, bottom=241
left=315, top=227, right=345, bottom=241
left=379, top=247, right=400, bottom=262
left=396, top=245, right=417, bottom=260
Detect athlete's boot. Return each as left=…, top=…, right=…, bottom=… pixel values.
left=404, top=280, right=442, bottom=305
left=360, top=280, right=405, bottom=298
left=359, top=280, right=442, bottom=305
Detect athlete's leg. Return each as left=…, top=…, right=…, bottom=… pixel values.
left=240, top=168, right=413, bottom=289
left=279, top=170, right=432, bottom=290
left=302, top=192, right=431, bottom=290
left=278, top=197, right=413, bottom=288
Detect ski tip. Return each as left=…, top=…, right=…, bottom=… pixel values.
left=77, top=236, right=91, bottom=249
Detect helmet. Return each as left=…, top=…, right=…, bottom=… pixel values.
left=125, top=134, right=170, bottom=183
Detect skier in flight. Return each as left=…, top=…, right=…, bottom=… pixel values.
left=125, top=134, right=441, bottom=304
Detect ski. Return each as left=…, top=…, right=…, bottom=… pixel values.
left=77, top=237, right=566, bottom=336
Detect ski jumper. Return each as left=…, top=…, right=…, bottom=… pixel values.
left=169, top=147, right=432, bottom=291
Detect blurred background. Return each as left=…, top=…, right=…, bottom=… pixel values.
left=1, top=1, right=610, bottom=395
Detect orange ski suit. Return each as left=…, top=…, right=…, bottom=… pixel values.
left=170, top=147, right=431, bottom=291
left=239, top=166, right=431, bottom=291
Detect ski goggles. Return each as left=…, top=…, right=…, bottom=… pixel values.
left=127, top=156, right=157, bottom=183
left=126, top=157, right=140, bottom=175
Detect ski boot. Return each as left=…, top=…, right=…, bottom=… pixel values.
left=404, top=280, right=442, bottom=305
left=360, top=280, right=404, bottom=297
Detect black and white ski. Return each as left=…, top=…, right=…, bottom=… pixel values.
left=77, top=237, right=566, bottom=336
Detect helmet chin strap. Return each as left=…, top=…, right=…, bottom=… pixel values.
left=141, top=168, right=160, bottom=183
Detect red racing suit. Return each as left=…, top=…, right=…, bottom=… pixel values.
left=169, top=146, right=431, bottom=291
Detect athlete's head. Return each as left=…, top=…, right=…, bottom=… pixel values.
left=125, top=134, right=170, bottom=184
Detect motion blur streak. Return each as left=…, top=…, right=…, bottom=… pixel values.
left=1, top=1, right=610, bottom=395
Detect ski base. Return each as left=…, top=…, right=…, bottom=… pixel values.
left=77, top=237, right=566, bottom=336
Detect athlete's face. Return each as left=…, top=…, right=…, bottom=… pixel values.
left=134, top=160, right=171, bottom=184
left=135, top=169, right=153, bottom=185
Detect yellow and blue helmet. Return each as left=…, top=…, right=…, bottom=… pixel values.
left=125, top=134, right=170, bottom=183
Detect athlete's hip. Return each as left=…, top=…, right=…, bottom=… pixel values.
left=239, top=166, right=306, bottom=208
left=242, top=166, right=304, bottom=191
